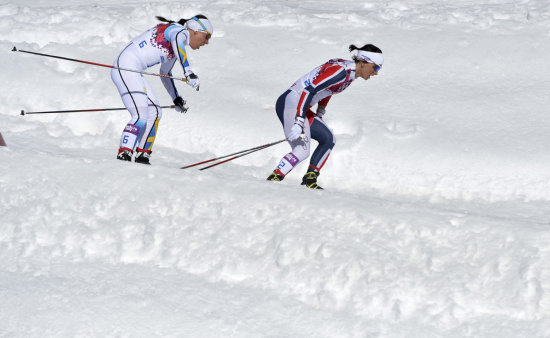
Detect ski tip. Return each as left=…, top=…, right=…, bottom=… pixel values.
left=20, top=110, right=25, bottom=116
left=12, top=46, right=17, bottom=52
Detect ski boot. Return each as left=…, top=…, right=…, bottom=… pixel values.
left=135, top=149, right=152, bottom=165
left=267, top=169, right=285, bottom=181
left=117, top=148, right=133, bottom=162
left=301, top=171, right=323, bottom=190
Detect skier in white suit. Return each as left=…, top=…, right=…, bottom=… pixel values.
left=112, top=14, right=213, bottom=164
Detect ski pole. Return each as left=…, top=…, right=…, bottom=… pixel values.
left=20, top=105, right=175, bottom=115
left=181, top=138, right=287, bottom=169
left=198, top=144, right=274, bottom=171
left=12, top=46, right=187, bottom=82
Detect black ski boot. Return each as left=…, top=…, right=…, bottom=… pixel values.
left=117, top=149, right=133, bottom=162
left=267, top=169, right=285, bottom=181
left=301, top=171, right=323, bottom=189
left=135, top=151, right=151, bottom=165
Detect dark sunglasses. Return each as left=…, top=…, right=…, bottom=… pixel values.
left=361, top=56, right=382, bottom=72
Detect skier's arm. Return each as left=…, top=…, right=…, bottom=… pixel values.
left=160, top=58, right=179, bottom=100
left=295, top=66, right=346, bottom=120
left=316, top=96, right=331, bottom=118
left=169, top=29, right=192, bottom=74
left=169, top=28, right=199, bottom=90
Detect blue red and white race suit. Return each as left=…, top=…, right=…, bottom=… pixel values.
left=274, top=58, right=356, bottom=176
left=112, top=23, right=194, bottom=154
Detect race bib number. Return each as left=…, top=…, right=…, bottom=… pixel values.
left=121, top=124, right=141, bottom=148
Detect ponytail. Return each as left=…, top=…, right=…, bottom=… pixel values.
left=156, top=14, right=209, bottom=26
left=349, top=44, right=382, bottom=54
left=156, top=16, right=174, bottom=24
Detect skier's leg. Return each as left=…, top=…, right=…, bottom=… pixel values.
left=300, top=116, right=335, bottom=189
left=268, top=91, right=311, bottom=180
left=135, top=81, right=162, bottom=164
left=308, top=116, right=335, bottom=174
left=111, top=51, right=148, bottom=160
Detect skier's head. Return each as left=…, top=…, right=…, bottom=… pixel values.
left=349, top=44, right=383, bottom=80
left=156, top=14, right=212, bottom=50
left=185, top=15, right=212, bottom=49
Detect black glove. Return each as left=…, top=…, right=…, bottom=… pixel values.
left=173, top=96, right=188, bottom=113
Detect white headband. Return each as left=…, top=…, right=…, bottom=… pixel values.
left=185, top=17, right=213, bottom=36
left=356, top=50, right=384, bottom=66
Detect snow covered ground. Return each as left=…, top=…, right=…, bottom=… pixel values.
left=1, top=0, right=550, bottom=336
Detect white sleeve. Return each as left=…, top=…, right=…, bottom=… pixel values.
left=160, top=58, right=179, bottom=100
left=168, top=28, right=193, bottom=75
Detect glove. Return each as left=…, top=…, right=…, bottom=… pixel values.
left=287, top=117, right=305, bottom=141
left=185, top=72, right=200, bottom=91
left=316, top=106, right=326, bottom=119
left=173, top=96, right=188, bottom=113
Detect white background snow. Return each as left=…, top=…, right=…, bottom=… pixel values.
left=1, top=0, right=550, bottom=336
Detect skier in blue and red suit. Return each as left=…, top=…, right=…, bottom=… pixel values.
left=267, top=43, right=384, bottom=189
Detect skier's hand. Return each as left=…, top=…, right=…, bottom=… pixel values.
left=185, top=72, right=200, bottom=91
left=287, top=117, right=305, bottom=141
left=316, top=105, right=326, bottom=119
left=173, top=96, right=188, bottom=113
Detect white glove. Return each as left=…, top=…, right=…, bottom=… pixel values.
left=287, top=117, right=305, bottom=141
left=185, top=72, right=200, bottom=91
left=316, top=106, right=326, bottom=119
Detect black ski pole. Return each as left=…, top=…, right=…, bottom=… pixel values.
left=21, top=105, right=175, bottom=115
left=181, top=139, right=287, bottom=169
left=198, top=145, right=273, bottom=170
left=12, top=46, right=187, bottom=82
